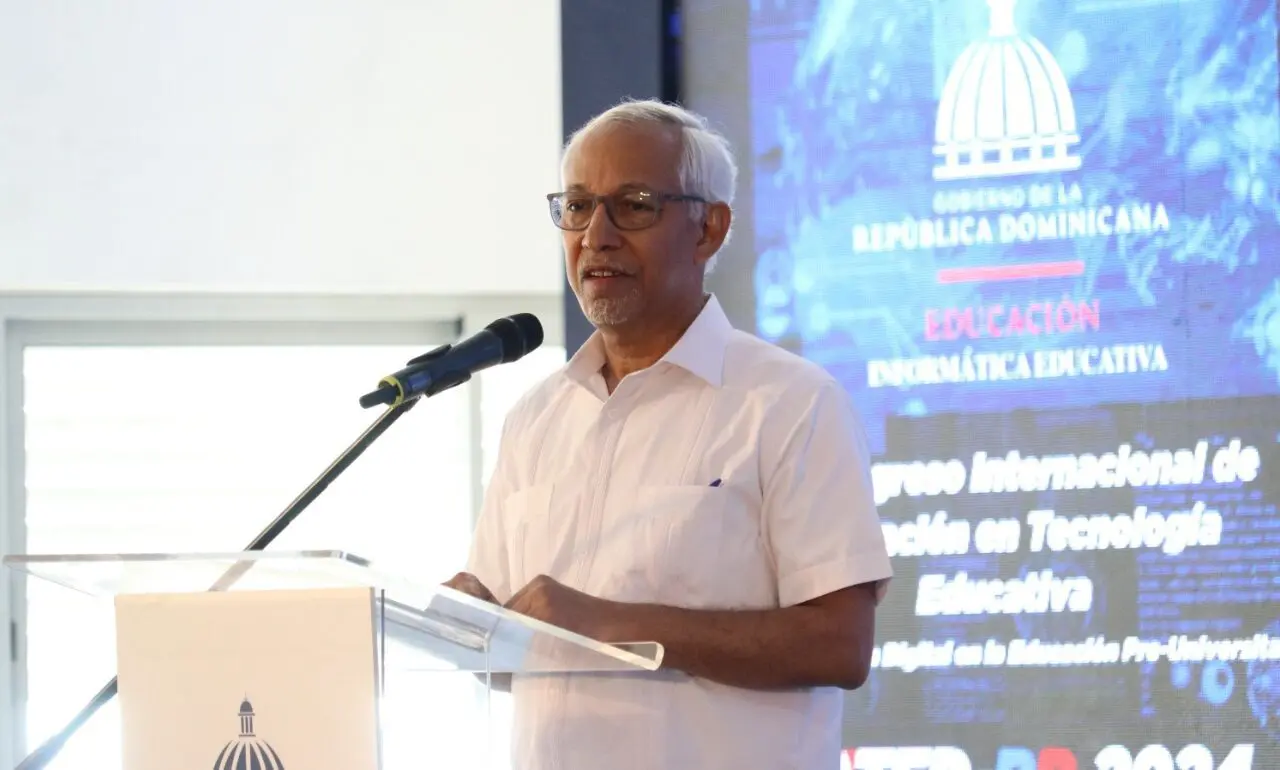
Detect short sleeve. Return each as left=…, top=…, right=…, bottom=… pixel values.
left=464, top=416, right=517, bottom=604
left=763, top=380, right=893, bottom=608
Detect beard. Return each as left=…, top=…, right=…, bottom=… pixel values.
left=579, top=287, right=643, bottom=327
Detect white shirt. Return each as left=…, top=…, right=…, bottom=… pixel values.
left=468, top=295, right=892, bottom=770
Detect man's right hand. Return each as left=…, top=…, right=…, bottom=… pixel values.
left=442, top=572, right=512, bottom=692
left=443, top=571, right=498, bottom=604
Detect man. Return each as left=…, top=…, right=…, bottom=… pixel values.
left=447, top=99, right=892, bottom=769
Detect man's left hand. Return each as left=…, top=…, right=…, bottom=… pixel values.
left=504, top=574, right=616, bottom=640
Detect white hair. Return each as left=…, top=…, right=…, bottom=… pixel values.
left=561, top=99, right=739, bottom=273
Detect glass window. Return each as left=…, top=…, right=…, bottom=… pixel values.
left=20, top=344, right=474, bottom=770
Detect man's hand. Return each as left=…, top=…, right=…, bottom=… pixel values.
left=504, top=574, right=615, bottom=640
left=442, top=571, right=513, bottom=692
left=443, top=571, right=498, bottom=603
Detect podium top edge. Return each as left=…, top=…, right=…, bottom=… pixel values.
left=2, top=549, right=367, bottom=565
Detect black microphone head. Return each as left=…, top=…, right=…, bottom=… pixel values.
left=488, top=313, right=544, bottom=363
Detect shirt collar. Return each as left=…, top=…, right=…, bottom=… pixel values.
left=565, top=294, right=734, bottom=390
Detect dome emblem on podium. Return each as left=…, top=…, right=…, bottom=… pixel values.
left=933, top=0, right=1082, bottom=181
left=212, top=698, right=285, bottom=770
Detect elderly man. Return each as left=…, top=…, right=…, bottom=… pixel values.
left=447, top=99, right=892, bottom=769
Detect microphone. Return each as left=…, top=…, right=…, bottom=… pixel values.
left=359, top=313, right=543, bottom=408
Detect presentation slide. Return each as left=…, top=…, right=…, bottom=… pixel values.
left=745, top=0, right=1279, bottom=450
left=682, top=0, right=1280, bottom=766
left=862, top=396, right=1278, bottom=769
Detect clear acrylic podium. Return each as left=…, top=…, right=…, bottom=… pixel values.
left=4, top=550, right=665, bottom=770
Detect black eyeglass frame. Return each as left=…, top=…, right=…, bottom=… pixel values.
left=545, top=188, right=707, bottom=232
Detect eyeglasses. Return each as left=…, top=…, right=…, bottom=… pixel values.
left=546, top=187, right=706, bottom=231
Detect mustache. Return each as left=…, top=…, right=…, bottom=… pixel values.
left=578, top=261, right=636, bottom=277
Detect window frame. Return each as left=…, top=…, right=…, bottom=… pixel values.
left=0, top=290, right=563, bottom=766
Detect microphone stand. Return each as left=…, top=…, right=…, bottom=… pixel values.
left=15, top=398, right=420, bottom=770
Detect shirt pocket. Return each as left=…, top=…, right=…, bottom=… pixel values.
left=502, top=483, right=557, bottom=592
left=628, top=484, right=742, bottom=608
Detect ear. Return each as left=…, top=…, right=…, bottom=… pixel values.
left=694, top=202, right=732, bottom=265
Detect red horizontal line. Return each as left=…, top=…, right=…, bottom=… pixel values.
left=936, top=260, right=1085, bottom=284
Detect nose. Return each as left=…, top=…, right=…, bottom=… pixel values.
left=582, top=200, right=622, bottom=252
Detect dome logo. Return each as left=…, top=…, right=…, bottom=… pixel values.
left=211, top=698, right=286, bottom=770
left=933, top=0, right=1082, bottom=181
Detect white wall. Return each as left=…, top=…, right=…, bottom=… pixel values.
left=0, top=0, right=565, bottom=296
left=0, top=6, right=567, bottom=763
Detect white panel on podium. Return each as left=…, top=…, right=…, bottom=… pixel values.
left=116, top=586, right=382, bottom=770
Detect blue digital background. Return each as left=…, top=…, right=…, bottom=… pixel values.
left=727, top=0, right=1280, bottom=765
left=749, top=0, right=1280, bottom=455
